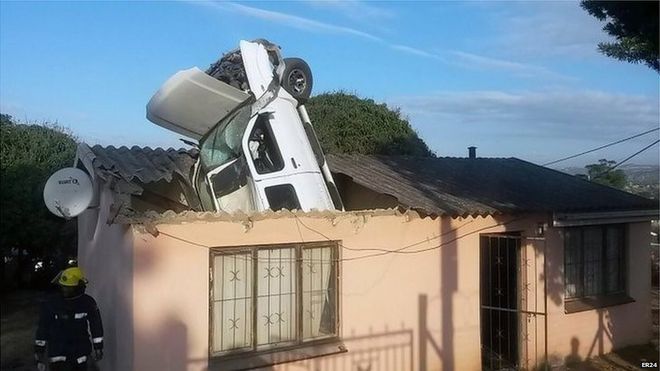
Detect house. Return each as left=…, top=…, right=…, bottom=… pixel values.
left=73, top=143, right=657, bottom=371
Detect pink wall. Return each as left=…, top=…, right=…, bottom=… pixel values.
left=78, top=184, right=134, bottom=371
left=544, top=221, right=652, bottom=367
left=87, top=210, right=651, bottom=371
left=130, top=226, right=210, bottom=371
left=129, top=212, right=554, bottom=371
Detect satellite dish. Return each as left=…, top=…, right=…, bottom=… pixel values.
left=43, top=168, right=94, bottom=218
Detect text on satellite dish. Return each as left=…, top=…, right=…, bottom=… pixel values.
left=58, top=177, right=79, bottom=185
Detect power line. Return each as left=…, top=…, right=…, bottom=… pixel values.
left=157, top=215, right=525, bottom=263
left=542, top=127, right=659, bottom=166
left=592, top=139, right=660, bottom=180
left=341, top=217, right=525, bottom=261
left=294, top=214, right=474, bottom=253
left=294, top=213, right=526, bottom=261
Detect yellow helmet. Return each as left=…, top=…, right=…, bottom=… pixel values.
left=57, top=267, right=88, bottom=287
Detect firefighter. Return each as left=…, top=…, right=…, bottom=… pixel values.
left=35, top=267, right=104, bottom=371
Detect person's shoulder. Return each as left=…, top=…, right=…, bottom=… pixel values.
left=81, top=293, right=100, bottom=307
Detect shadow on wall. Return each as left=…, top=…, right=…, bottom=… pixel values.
left=131, top=239, right=202, bottom=371
left=79, top=220, right=134, bottom=371
left=419, top=217, right=459, bottom=370
left=565, top=337, right=582, bottom=366
left=410, top=217, right=459, bottom=371
left=135, top=314, right=189, bottom=371
left=277, top=327, right=414, bottom=371
left=541, top=227, right=630, bottom=368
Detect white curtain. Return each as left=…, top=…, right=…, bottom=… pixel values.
left=302, top=247, right=333, bottom=339
left=212, top=253, right=253, bottom=352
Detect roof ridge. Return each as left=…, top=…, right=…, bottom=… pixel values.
left=327, top=153, right=516, bottom=160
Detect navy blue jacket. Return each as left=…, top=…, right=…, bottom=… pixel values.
left=35, top=293, right=104, bottom=361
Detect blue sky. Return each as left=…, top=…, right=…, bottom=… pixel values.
left=1, top=1, right=658, bottom=168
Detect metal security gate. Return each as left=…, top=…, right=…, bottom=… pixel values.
left=480, top=234, right=548, bottom=371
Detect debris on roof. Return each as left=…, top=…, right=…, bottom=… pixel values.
left=81, top=145, right=657, bottom=219
left=81, top=143, right=198, bottom=187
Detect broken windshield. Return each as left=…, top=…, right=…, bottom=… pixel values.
left=199, top=103, right=252, bottom=171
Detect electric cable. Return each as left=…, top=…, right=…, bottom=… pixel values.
left=294, top=214, right=474, bottom=253
left=156, top=215, right=525, bottom=262
left=592, top=139, right=660, bottom=180
left=542, top=127, right=659, bottom=166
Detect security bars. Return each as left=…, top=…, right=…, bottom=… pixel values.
left=210, top=242, right=339, bottom=356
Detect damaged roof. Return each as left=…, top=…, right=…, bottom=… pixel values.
left=327, top=154, right=657, bottom=216
left=79, top=144, right=657, bottom=216
left=78, top=143, right=198, bottom=192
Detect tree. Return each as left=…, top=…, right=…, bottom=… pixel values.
left=585, top=158, right=627, bottom=189
left=581, top=1, right=659, bottom=72
left=305, top=92, right=435, bottom=157
left=0, top=114, right=78, bottom=264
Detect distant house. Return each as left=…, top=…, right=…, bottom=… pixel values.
left=74, top=143, right=657, bottom=371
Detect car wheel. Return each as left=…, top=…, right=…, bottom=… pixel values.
left=282, top=58, right=313, bottom=104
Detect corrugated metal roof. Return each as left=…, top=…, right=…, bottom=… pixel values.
left=81, top=145, right=656, bottom=216
left=82, top=143, right=198, bottom=186
left=327, top=154, right=657, bottom=216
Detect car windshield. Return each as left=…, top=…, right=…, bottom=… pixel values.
left=199, top=104, right=252, bottom=170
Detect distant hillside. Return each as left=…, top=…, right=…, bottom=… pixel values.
left=620, top=164, right=660, bottom=186
left=560, top=164, right=659, bottom=199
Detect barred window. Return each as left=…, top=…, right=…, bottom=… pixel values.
left=564, top=225, right=626, bottom=300
left=211, top=242, right=339, bottom=356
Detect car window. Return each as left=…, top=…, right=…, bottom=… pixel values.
left=200, top=105, right=251, bottom=170
left=248, top=114, right=284, bottom=174
left=208, top=158, right=249, bottom=199
left=265, top=184, right=300, bottom=211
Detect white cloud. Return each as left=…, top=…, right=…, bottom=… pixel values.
left=494, top=2, right=611, bottom=59
left=389, top=90, right=659, bottom=164
left=304, top=0, right=395, bottom=22
left=391, top=90, right=658, bottom=139
left=184, top=1, right=567, bottom=80
left=191, top=1, right=382, bottom=42
left=390, top=44, right=443, bottom=60
left=449, top=51, right=569, bottom=79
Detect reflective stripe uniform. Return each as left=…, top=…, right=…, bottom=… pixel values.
left=35, top=293, right=104, bottom=365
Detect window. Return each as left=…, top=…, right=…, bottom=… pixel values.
left=564, top=225, right=626, bottom=300
left=210, top=243, right=339, bottom=359
left=199, top=104, right=252, bottom=170
left=248, top=114, right=284, bottom=174
left=265, top=184, right=300, bottom=211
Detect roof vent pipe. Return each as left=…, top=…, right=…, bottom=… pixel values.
left=468, top=146, right=477, bottom=159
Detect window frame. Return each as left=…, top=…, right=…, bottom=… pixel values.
left=248, top=113, right=285, bottom=175
left=264, top=184, right=301, bottom=211
left=208, top=241, right=342, bottom=364
left=563, top=224, right=632, bottom=313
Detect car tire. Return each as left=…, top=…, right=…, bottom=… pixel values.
left=282, top=58, right=313, bottom=104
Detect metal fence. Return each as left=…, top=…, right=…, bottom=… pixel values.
left=280, top=328, right=414, bottom=371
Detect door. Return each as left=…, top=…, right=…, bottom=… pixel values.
left=480, top=234, right=520, bottom=370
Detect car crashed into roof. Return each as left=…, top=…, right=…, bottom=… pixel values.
left=147, top=39, right=343, bottom=214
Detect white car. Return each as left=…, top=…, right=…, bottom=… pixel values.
left=147, top=39, right=343, bottom=213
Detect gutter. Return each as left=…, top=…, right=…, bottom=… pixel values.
left=553, top=209, right=659, bottom=227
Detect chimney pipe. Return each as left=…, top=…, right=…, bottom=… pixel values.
left=468, top=146, right=477, bottom=159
